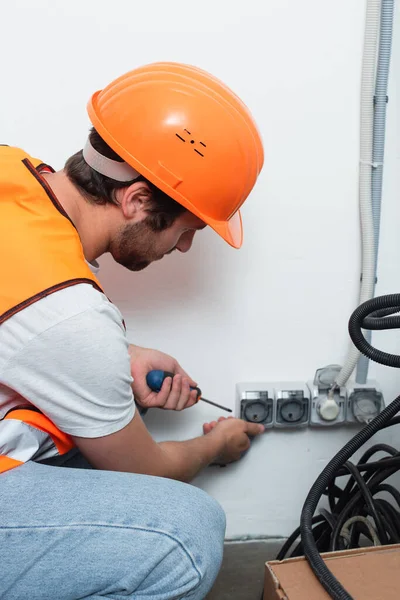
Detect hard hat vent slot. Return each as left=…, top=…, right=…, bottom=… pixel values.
left=175, top=129, right=206, bottom=158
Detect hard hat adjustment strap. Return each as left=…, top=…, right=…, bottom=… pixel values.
left=82, top=138, right=140, bottom=182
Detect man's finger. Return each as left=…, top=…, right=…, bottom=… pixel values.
left=245, top=422, right=265, bottom=436
left=146, top=376, right=172, bottom=407
left=187, top=389, right=199, bottom=408
left=176, top=378, right=192, bottom=411
left=164, top=374, right=182, bottom=409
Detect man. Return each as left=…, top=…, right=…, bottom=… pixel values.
left=0, top=62, right=264, bottom=599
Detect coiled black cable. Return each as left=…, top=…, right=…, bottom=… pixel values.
left=299, top=400, right=400, bottom=599
left=329, top=463, right=400, bottom=551
left=339, top=462, right=387, bottom=545
left=275, top=436, right=400, bottom=557
left=376, top=483, right=400, bottom=508
left=297, top=294, right=400, bottom=600
left=275, top=515, right=326, bottom=561
left=349, top=294, right=400, bottom=366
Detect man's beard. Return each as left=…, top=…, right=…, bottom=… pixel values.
left=110, top=220, right=167, bottom=272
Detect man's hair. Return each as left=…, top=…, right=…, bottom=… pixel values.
left=64, top=128, right=186, bottom=232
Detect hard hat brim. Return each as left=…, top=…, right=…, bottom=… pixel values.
left=205, top=210, right=243, bottom=249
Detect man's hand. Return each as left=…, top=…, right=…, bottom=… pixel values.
left=203, top=416, right=265, bottom=464
left=129, top=345, right=199, bottom=410
left=74, top=411, right=265, bottom=483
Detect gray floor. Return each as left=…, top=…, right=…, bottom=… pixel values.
left=206, top=539, right=285, bottom=600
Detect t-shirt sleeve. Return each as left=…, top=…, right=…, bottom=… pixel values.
left=2, top=301, right=135, bottom=438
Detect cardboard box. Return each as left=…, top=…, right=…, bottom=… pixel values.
left=264, top=543, right=400, bottom=599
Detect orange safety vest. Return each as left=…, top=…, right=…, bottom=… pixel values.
left=0, top=145, right=104, bottom=473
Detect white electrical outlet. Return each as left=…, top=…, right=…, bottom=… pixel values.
left=236, top=382, right=311, bottom=429
left=308, top=381, right=346, bottom=426
left=346, top=380, right=385, bottom=424
left=235, top=382, right=274, bottom=428
left=236, top=374, right=384, bottom=430
left=308, top=365, right=346, bottom=426
left=273, top=383, right=311, bottom=428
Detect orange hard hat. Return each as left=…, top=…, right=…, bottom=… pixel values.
left=87, top=62, right=264, bottom=248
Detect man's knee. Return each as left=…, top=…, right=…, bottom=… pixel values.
left=180, top=486, right=226, bottom=596
left=126, top=482, right=226, bottom=599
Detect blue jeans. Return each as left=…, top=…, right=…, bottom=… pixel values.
left=0, top=460, right=225, bottom=599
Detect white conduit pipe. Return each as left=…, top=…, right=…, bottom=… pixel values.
left=334, top=0, right=381, bottom=389
left=356, top=0, right=395, bottom=384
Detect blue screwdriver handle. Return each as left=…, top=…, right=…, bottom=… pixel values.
left=146, top=370, right=232, bottom=413
left=146, top=370, right=201, bottom=397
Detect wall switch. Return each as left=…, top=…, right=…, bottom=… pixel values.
left=236, top=383, right=274, bottom=428
left=274, top=383, right=311, bottom=428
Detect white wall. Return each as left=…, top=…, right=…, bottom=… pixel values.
left=1, top=0, right=399, bottom=539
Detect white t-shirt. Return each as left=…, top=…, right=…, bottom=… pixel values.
left=0, top=262, right=135, bottom=438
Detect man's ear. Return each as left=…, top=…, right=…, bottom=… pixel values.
left=118, top=181, right=152, bottom=221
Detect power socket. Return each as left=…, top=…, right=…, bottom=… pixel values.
left=236, top=383, right=274, bottom=428
left=346, top=380, right=384, bottom=424
left=236, top=382, right=310, bottom=429
left=307, top=365, right=346, bottom=426
left=274, top=383, right=311, bottom=428
left=236, top=373, right=384, bottom=430
left=308, top=385, right=347, bottom=426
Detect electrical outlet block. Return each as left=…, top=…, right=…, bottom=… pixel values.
left=308, top=365, right=346, bottom=426
left=274, top=383, right=311, bottom=428
left=236, top=383, right=274, bottom=428
left=346, top=381, right=384, bottom=424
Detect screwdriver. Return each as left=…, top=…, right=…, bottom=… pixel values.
left=146, top=370, right=232, bottom=413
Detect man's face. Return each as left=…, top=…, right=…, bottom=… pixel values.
left=110, top=211, right=206, bottom=271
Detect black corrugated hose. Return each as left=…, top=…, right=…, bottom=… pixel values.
left=298, top=294, right=400, bottom=600
left=276, top=443, right=400, bottom=563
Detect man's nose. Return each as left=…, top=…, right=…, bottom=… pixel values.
left=176, top=230, right=196, bottom=253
